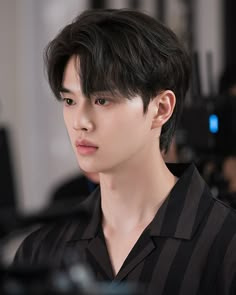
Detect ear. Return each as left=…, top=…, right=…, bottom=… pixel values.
left=151, top=90, right=176, bottom=129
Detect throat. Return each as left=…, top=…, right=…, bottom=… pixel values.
left=101, top=190, right=166, bottom=234
left=102, top=224, right=147, bottom=276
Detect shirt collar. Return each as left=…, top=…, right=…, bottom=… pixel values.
left=67, top=163, right=213, bottom=242
left=149, top=163, right=213, bottom=240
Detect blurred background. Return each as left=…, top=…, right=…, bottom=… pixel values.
left=1, top=0, right=236, bottom=216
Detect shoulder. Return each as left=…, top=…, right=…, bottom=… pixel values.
left=212, top=196, right=236, bottom=227
left=212, top=199, right=236, bottom=290
left=208, top=198, right=236, bottom=265
left=192, top=194, right=236, bottom=291
left=14, top=187, right=101, bottom=266
left=205, top=194, right=236, bottom=240
left=13, top=220, right=80, bottom=266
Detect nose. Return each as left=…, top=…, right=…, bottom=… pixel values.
left=73, top=104, right=94, bottom=132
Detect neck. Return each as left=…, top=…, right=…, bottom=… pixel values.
left=100, top=150, right=177, bottom=233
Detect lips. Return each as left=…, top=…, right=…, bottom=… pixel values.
left=75, top=139, right=98, bottom=155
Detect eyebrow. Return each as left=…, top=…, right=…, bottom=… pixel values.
left=91, top=91, right=112, bottom=97
left=59, top=88, right=123, bottom=100
left=59, top=87, right=72, bottom=93
left=91, top=90, right=123, bottom=99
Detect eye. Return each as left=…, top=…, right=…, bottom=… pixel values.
left=95, top=98, right=110, bottom=106
left=63, top=98, right=75, bottom=106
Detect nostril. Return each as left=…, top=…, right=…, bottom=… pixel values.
left=81, top=127, right=88, bottom=131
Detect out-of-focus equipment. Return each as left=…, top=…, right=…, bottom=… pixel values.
left=176, top=52, right=236, bottom=204
left=179, top=94, right=236, bottom=157
left=177, top=51, right=236, bottom=158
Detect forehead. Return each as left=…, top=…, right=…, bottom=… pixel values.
left=61, top=55, right=126, bottom=100
left=62, top=56, right=81, bottom=90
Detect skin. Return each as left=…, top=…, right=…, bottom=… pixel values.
left=61, top=55, right=177, bottom=275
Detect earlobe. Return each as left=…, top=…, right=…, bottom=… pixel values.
left=151, top=90, right=176, bottom=129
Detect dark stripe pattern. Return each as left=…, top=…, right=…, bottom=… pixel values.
left=14, top=164, right=236, bottom=295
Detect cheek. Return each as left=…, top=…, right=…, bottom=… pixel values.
left=63, top=111, right=74, bottom=140
left=63, top=108, right=68, bottom=127
left=106, top=113, right=151, bottom=145
left=63, top=109, right=72, bottom=130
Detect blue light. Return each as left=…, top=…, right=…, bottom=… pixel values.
left=209, top=114, right=219, bottom=134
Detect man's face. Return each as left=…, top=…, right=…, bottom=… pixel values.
left=61, top=56, right=159, bottom=174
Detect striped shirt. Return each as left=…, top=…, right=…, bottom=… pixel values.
left=15, top=164, right=236, bottom=295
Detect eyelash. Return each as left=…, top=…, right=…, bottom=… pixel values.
left=94, top=98, right=110, bottom=106
left=62, top=97, right=111, bottom=107
left=63, top=98, right=75, bottom=106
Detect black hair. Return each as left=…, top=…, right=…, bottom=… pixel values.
left=219, top=64, right=236, bottom=95
left=44, top=9, right=190, bottom=151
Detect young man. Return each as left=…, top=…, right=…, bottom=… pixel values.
left=15, top=9, right=236, bottom=294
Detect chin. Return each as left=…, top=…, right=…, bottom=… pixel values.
left=77, top=157, right=118, bottom=174
left=78, top=163, right=101, bottom=174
